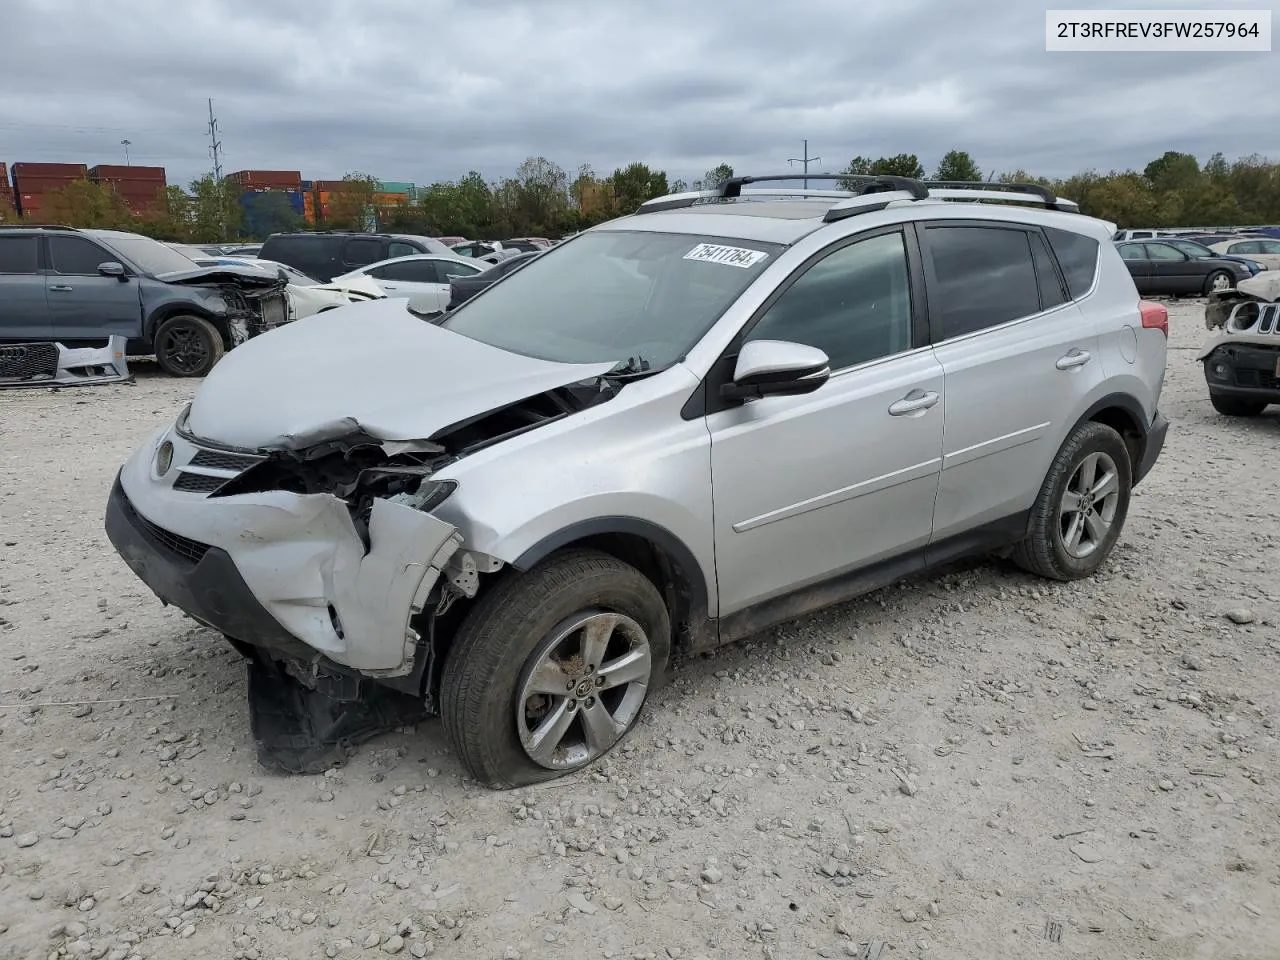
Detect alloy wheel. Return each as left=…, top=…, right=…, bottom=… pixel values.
left=1058, top=451, right=1120, bottom=559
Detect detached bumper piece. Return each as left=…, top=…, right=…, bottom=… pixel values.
left=247, top=658, right=428, bottom=775
left=0, top=336, right=131, bottom=388
left=1202, top=342, right=1280, bottom=404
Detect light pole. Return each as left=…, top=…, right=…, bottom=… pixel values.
left=120, top=139, right=131, bottom=166
left=787, top=139, right=821, bottom=190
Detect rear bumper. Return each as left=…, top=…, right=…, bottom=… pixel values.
left=1135, top=409, right=1168, bottom=486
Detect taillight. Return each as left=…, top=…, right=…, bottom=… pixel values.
left=1139, top=300, right=1168, bottom=337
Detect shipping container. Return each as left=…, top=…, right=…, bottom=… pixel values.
left=226, top=169, right=302, bottom=189
left=10, top=175, right=86, bottom=194
left=379, top=181, right=414, bottom=194
left=90, top=164, right=165, bottom=181
left=0, top=163, right=9, bottom=188
left=301, top=180, right=313, bottom=190
left=12, top=162, right=88, bottom=178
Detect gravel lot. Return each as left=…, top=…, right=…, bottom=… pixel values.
left=0, top=299, right=1277, bottom=960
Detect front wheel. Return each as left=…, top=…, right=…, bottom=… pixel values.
left=154, top=315, right=225, bottom=377
left=1210, top=394, right=1267, bottom=417
left=440, top=549, right=671, bottom=789
left=1012, top=421, right=1132, bottom=581
left=1205, top=270, right=1234, bottom=295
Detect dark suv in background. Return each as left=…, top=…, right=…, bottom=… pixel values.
left=0, top=225, right=289, bottom=377
left=259, top=232, right=455, bottom=283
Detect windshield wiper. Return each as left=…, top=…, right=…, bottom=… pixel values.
left=604, top=355, right=656, bottom=380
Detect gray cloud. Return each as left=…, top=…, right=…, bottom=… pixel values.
left=0, top=0, right=1274, bottom=194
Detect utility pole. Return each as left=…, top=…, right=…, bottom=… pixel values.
left=120, top=139, right=131, bottom=165
left=788, top=139, right=821, bottom=190
left=206, top=98, right=226, bottom=240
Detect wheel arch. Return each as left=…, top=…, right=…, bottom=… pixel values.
left=1071, top=393, right=1148, bottom=478
left=511, top=517, right=714, bottom=652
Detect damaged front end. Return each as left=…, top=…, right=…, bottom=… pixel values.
left=158, top=265, right=291, bottom=345
left=0, top=336, right=131, bottom=388
left=1200, top=277, right=1280, bottom=407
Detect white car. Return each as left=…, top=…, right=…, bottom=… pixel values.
left=188, top=255, right=385, bottom=319
left=1208, top=237, right=1280, bottom=272
left=332, top=255, right=489, bottom=313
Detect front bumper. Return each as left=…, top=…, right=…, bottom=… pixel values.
left=105, top=427, right=463, bottom=677
left=1202, top=343, right=1280, bottom=403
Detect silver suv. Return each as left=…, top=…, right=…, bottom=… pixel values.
left=105, top=175, right=1170, bottom=788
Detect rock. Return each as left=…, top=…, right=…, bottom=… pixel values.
left=52, top=826, right=77, bottom=840
left=1225, top=608, right=1255, bottom=625
left=72, top=704, right=92, bottom=718
left=15, top=832, right=39, bottom=848
left=901, top=908, right=919, bottom=923
left=567, top=891, right=596, bottom=915
left=382, top=935, right=405, bottom=954
left=410, top=943, right=430, bottom=958
left=700, top=866, right=723, bottom=884
left=364, top=933, right=382, bottom=949
left=1159, top=778, right=1174, bottom=791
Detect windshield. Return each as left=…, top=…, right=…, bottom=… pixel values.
left=104, top=235, right=201, bottom=275
left=1170, top=240, right=1211, bottom=257
left=441, top=230, right=782, bottom=369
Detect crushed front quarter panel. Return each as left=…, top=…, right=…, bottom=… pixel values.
left=118, top=426, right=460, bottom=675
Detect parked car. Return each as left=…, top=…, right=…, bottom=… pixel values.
left=1114, top=240, right=1250, bottom=295
left=331, top=254, right=488, bottom=313
left=1112, top=229, right=1172, bottom=242
left=450, top=240, right=497, bottom=259
left=185, top=255, right=381, bottom=320
left=1150, top=237, right=1265, bottom=276
left=434, top=236, right=469, bottom=247
left=259, top=232, right=455, bottom=283
left=105, top=174, right=1168, bottom=788
left=1209, top=237, right=1280, bottom=271
left=0, top=225, right=288, bottom=377
left=1199, top=273, right=1280, bottom=417
left=446, top=250, right=538, bottom=308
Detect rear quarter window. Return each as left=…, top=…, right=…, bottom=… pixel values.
left=1044, top=227, right=1100, bottom=299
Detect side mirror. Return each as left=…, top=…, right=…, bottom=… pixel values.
left=720, top=339, right=830, bottom=401
left=98, top=261, right=127, bottom=280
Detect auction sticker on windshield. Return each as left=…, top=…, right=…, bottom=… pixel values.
left=683, top=243, right=769, bottom=268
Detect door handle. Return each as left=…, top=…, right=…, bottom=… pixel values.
left=48, top=284, right=73, bottom=292
left=888, top=389, right=940, bottom=416
left=1056, top=349, right=1091, bottom=370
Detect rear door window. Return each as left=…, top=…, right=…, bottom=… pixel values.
left=342, top=239, right=384, bottom=266
left=0, top=236, right=38, bottom=273
left=923, top=224, right=1040, bottom=340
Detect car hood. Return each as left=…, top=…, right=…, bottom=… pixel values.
left=156, top=264, right=284, bottom=288
left=185, top=298, right=617, bottom=450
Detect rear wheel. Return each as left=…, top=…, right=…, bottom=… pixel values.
left=1205, top=270, right=1234, bottom=295
left=440, top=549, right=671, bottom=789
left=1012, top=421, right=1132, bottom=581
left=154, top=315, right=224, bottom=377
left=1210, top=394, right=1267, bottom=417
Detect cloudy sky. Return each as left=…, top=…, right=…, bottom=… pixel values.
left=1, top=0, right=1275, bottom=190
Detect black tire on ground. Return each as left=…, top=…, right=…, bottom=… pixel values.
left=1204, top=270, right=1233, bottom=295
left=440, top=549, right=671, bottom=789
left=154, top=314, right=225, bottom=377
left=1012, top=421, right=1132, bottom=582
left=1210, top=394, right=1267, bottom=417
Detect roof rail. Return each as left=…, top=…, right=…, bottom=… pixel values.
left=0, top=223, right=80, bottom=231
left=717, top=173, right=930, bottom=201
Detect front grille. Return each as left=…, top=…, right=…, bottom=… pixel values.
left=1235, top=368, right=1280, bottom=390
left=173, top=472, right=230, bottom=493
left=0, top=342, right=58, bottom=380
left=190, top=449, right=261, bottom=471
left=121, top=491, right=211, bottom=564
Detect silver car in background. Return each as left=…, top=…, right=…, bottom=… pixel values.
left=105, top=175, right=1169, bottom=788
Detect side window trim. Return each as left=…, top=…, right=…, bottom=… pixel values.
left=688, top=224, right=929, bottom=420
left=919, top=220, right=1068, bottom=347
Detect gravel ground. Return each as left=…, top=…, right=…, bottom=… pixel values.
left=0, top=299, right=1277, bottom=960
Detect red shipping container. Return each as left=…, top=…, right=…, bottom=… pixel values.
left=90, top=164, right=165, bottom=181
left=11, top=175, right=85, bottom=192
left=226, top=169, right=302, bottom=189
left=0, top=162, right=9, bottom=188
left=13, top=162, right=88, bottom=178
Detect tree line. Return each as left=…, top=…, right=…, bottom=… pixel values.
left=4, top=149, right=1277, bottom=243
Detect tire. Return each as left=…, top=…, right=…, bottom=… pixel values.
left=1012, top=421, right=1132, bottom=581
left=440, top=549, right=671, bottom=789
left=1210, top=394, right=1267, bottom=417
left=1204, top=270, right=1234, bottom=295
left=154, top=315, right=225, bottom=377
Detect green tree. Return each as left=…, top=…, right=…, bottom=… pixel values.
left=189, top=174, right=242, bottom=242
left=240, top=191, right=305, bottom=239
left=669, top=178, right=689, bottom=194
left=933, top=150, right=982, bottom=182
left=701, top=163, right=734, bottom=191
left=41, top=179, right=135, bottom=229
left=608, top=162, right=668, bottom=213
left=836, top=155, right=874, bottom=189
left=1143, top=150, right=1201, bottom=194
left=870, top=154, right=925, bottom=179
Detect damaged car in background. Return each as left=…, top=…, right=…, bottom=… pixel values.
left=1201, top=272, right=1280, bottom=417
left=104, top=175, right=1169, bottom=789
left=0, top=226, right=288, bottom=378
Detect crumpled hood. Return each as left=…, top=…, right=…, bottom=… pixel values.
left=186, top=298, right=616, bottom=449
left=157, top=264, right=284, bottom=288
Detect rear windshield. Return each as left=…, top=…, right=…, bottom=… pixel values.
left=441, top=230, right=782, bottom=370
